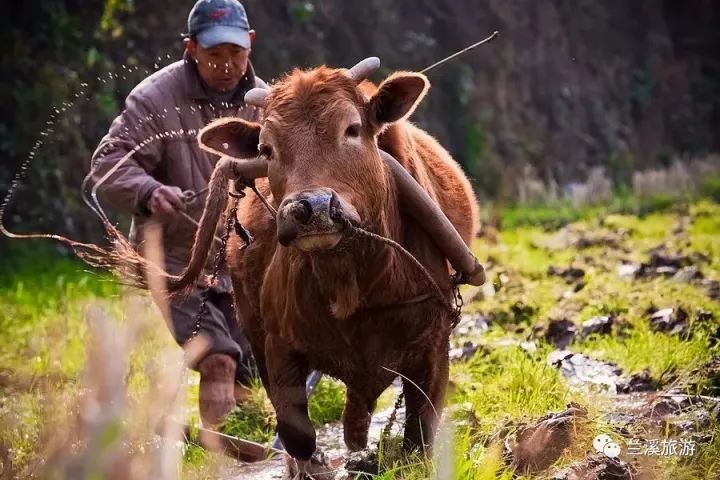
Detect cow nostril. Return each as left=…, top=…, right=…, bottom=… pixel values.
left=289, top=199, right=313, bottom=224
left=329, top=193, right=342, bottom=220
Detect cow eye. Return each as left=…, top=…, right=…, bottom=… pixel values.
left=345, top=123, right=361, bottom=138
left=258, top=143, right=273, bottom=159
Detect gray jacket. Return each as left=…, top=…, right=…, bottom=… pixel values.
left=87, top=56, right=263, bottom=285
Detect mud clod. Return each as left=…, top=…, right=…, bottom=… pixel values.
left=545, top=319, right=578, bottom=348
left=509, top=403, right=588, bottom=474
left=647, top=307, right=689, bottom=337
left=552, top=453, right=634, bottom=480
left=616, top=370, right=655, bottom=394
left=581, top=316, right=615, bottom=337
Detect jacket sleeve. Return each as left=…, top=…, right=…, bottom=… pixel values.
left=85, top=90, right=165, bottom=215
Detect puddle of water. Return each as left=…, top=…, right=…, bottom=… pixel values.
left=548, top=350, right=624, bottom=393
left=223, top=388, right=405, bottom=480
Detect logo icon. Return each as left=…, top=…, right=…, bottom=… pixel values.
left=209, top=7, right=230, bottom=20
left=593, top=434, right=621, bottom=458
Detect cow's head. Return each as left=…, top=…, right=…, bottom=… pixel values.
left=198, top=58, right=429, bottom=253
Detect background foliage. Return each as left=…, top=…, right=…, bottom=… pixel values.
left=1, top=0, right=720, bottom=245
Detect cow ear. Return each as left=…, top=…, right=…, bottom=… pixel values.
left=367, top=72, right=429, bottom=127
left=197, top=117, right=261, bottom=159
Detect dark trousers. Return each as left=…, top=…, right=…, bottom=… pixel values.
left=166, top=285, right=256, bottom=385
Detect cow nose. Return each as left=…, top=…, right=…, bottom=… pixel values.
left=277, top=190, right=338, bottom=246
left=304, top=191, right=335, bottom=218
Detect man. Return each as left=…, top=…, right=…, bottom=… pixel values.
left=86, top=0, right=264, bottom=427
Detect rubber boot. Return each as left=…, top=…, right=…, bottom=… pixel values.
left=198, top=353, right=236, bottom=427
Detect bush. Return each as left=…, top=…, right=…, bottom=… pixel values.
left=608, top=193, right=677, bottom=217
left=700, top=174, right=720, bottom=203
left=500, top=202, right=589, bottom=230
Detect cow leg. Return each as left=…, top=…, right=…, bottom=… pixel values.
left=401, top=349, right=449, bottom=452
left=265, top=333, right=316, bottom=461
left=231, top=287, right=270, bottom=395
left=236, top=334, right=269, bottom=404
left=342, top=388, right=376, bottom=451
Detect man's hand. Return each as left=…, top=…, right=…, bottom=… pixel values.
left=148, top=185, right=186, bottom=222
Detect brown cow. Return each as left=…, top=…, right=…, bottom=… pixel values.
left=178, top=59, right=480, bottom=476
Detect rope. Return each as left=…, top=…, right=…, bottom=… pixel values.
left=330, top=212, right=456, bottom=319
left=420, top=31, right=499, bottom=74
left=188, top=197, right=239, bottom=339
left=250, top=183, right=277, bottom=216
left=232, top=177, right=277, bottom=217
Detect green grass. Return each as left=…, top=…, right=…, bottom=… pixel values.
left=657, top=421, right=720, bottom=480
left=0, top=247, right=119, bottom=378
left=576, top=274, right=719, bottom=382
left=460, top=200, right=720, bottom=479
left=0, top=245, right=348, bottom=477
left=495, top=190, right=703, bottom=231
left=309, top=377, right=346, bottom=426
left=451, top=340, right=570, bottom=431
left=219, top=376, right=345, bottom=444
left=2, top=199, right=720, bottom=479
left=220, top=378, right=276, bottom=443
left=699, top=174, right=720, bottom=203
left=581, top=323, right=714, bottom=381
left=690, top=201, right=720, bottom=262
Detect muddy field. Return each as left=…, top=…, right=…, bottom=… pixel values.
left=1, top=199, right=719, bottom=479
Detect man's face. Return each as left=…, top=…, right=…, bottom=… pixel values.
left=186, top=37, right=253, bottom=92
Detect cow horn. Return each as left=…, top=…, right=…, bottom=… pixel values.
left=245, top=88, right=269, bottom=108
left=379, top=150, right=486, bottom=286
left=348, top=57, right=381, bottom=83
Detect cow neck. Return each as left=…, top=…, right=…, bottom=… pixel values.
left=300, top=206, right=392, bottom=318
left=354, top=152, right=453, bottom=313
left=261, top=200, right=404, bottom=327
left=355, top=214, right=450, bottom=312
left=309, top=188, right=442, bottom=316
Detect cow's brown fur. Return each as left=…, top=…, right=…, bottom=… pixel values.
left=198, top=66, right=480, bottom=465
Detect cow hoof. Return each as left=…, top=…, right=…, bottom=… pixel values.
left=285, top=450, right=334, bottom=479
left=345, top=448, right=379, bottom=477
left=198, top=353, right=237, bottom=427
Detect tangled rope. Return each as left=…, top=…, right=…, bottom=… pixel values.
left=330, top=210, right=463, bottom=326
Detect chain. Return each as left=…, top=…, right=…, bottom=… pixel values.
left=186, top=179, right=259, bottom=342
left=449, top=272, right=467, bottom=329
left=187, top=197, right=240, bottom=341
left=381, top=391, right=405, bottom=445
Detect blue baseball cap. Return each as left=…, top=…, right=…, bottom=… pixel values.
left=187, top=0, right=251, bottom=49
